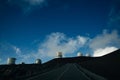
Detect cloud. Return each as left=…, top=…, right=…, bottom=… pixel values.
left=8, top=0, right=48, bottom=12
left=89, top=30, right=120, bottom=50
left=12, top=46, right=21, bottom=54
left=93, top=47, right=118, bottom=57
left=89, top=30, right=120, bottom=57
left=0, top=43, right=22, bottom=56
left=0, top=30, right=120, bottom=64
left=12, top=32, right=90, bottom=63
left=0, top=42, right=22, bottom=64
left=0, top=42, right=17, bottom=54
left=20, top=30, right=120, bottom=62
left=4, top=32, right=89, bottom=63
left=37, top=32, right=89, bottom=58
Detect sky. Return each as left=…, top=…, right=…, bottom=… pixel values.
left=0, top=0, right=120, bottom=64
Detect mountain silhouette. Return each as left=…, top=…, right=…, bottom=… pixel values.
left=0, top=49, right=120, bottom=80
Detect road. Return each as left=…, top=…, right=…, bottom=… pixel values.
left=26, top=63, right=106, bottom=80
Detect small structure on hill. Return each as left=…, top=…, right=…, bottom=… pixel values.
left=21, top=62, right=25, bottom=64
left=35, top=59, right=41, bottom=64
left=77, top=52, right=83, bottom=57
left=57, top=52, right=63, bottom=58
left=85, top=53, right=91, bottom=57
left=7, top=58, right=16, bottom=65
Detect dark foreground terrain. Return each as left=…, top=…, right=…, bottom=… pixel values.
left=0, top=49, right=120, bottom=80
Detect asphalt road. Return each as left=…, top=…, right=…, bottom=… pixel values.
left=26, top=64, right=107, bottom=80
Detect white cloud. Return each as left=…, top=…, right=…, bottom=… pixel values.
left=89, top=30, right=120, bottom=57
left=7, top=32, right=89, bottom=63
left=0, top=42, right=23, bottom=64
left=93, top=47, right=118, bottom=57
left=37, top=32, right=89, bottom=58
left=0, top=30, right=120, bottom=63
left=90, top=30, right=120, bottom=50
left=0, top=42, right=18, bottom=54
left=16, top=31, right=120, bottom=62
left=12, top=46, right=21, bottom=54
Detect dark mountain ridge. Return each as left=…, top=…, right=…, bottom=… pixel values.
left=0, top=49, right=120, bottom=80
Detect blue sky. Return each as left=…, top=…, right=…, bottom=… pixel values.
left=0, top=0, right=120, bottom=64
